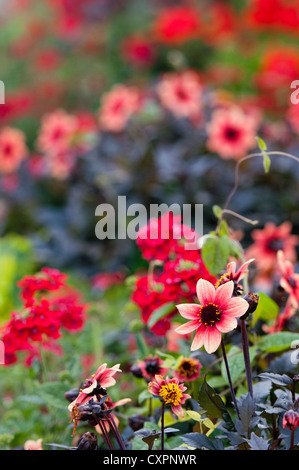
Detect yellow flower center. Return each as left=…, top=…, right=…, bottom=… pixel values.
left=159, top=382, right=183, bottom=406
left=215, top=272, right=230, bottom=289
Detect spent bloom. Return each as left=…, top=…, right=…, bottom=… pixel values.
left=176, top=279, right=249, bottom=353
left=148, top=375, right=191, bottom=418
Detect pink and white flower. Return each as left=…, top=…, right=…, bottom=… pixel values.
left=175, top=279, right=249, bottom=353
left=206, top=105, right=259, bottom=160
left=68, top=363, right=121, bottom=411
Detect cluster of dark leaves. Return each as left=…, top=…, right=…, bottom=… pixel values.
left=178, top=373, right=299, bottom=451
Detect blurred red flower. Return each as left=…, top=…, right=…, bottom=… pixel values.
left=121, top=34, right=155, bottom=68
left=153, top=6, right=201, bottom=44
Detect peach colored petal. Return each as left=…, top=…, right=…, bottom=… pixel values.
left=222, top=297, right=249, bottom=317
left=176, top=303, right=201, bottom=319
left=196, top=278, right=215, bottom=305
left=171, top=404, right=185, bottom=418
left=215, top=280, right=234, bottom=305
left=190, top=325, right=205, bottom=351
left=203, top=327, right=222, bottom=354
left=175, top=320, right=200, bottom=335
left=216, top=314, right=238, bottom=333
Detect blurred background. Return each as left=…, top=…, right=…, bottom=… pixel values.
left=0, top=0, right=299, bottom=311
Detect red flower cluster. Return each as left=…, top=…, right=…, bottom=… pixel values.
left=131, top=213, right=216, bottom=336
left=244, top=0, right=299, bottom=33
left=153, top=6, right=201, bottom=45
left=1, top=267, right=87, bottom=365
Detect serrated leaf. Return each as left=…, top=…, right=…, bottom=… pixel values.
left=245, top=432, right=269, bottom=450
left=180, top=432, right=224, bottom=450
left=258, top=373, right=293, bottom=387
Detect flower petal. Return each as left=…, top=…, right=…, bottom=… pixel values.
left=216, top=314, right=238, bottom=333
left=215, top=280, right=234, bottom=305
left=222, top=297, right=249, bottom=318
left=175, top=320, right=199, bottom=335
left=190, top=325, right=205, bottom=351
left=203, top=327, right=222, bottom=354
left=196, top=278, right=216, bottom=305
left=176, top=303, right=201, bottom=319
left=171, top=404, right=185, bottom=418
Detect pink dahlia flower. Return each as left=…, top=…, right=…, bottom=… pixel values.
left=148, top=374, right=191, bottom=418
left=68, top=363, right=121, bottom=411
left=175, top=279, right=249, bottom=353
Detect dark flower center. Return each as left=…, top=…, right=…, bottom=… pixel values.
left=224, top=126, right=240, bottom=141
left=200, top=303, right=221, bottom=326
left=145, top=358, right=160, bottom=375
left=267, top=238, right=284, bottom=252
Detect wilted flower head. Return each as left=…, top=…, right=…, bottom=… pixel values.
left=148, top=375, right=191, bottom=418
left=176, top=279, right=248, bottom=353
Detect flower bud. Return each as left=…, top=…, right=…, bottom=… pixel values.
left=64, top=388, right=80, bottom=403
left=130, top=364, right=144, bottom=379
left=77, top=432, right=98, bottom=450
left=282, top=409, right=299, bottom=431
left=240, top=292, right=259, bottom=320
left=128, top=414, right=147, bottom=431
